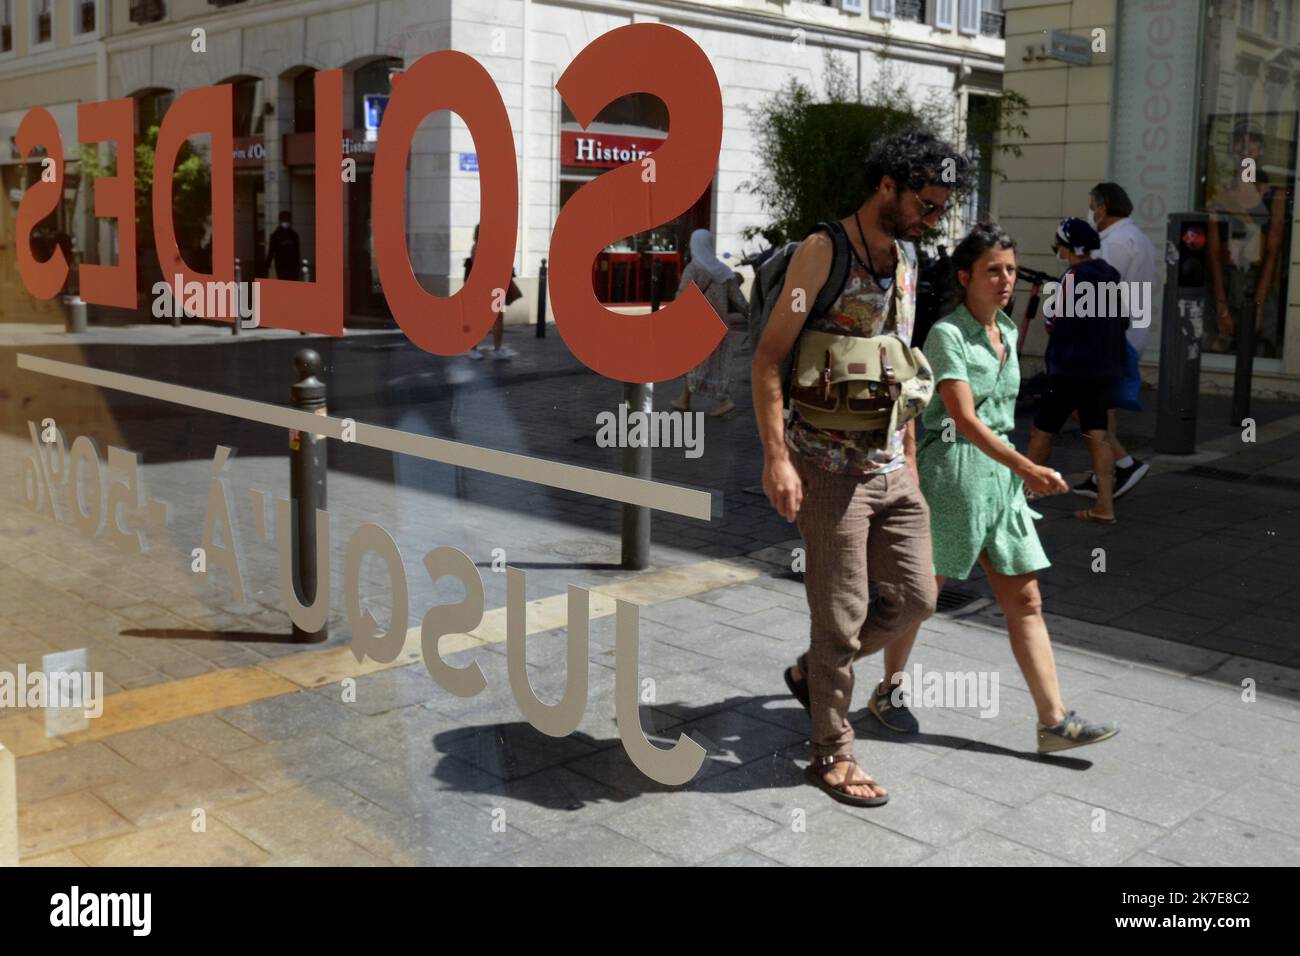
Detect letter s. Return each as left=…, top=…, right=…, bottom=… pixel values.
left=15, top=108, right=68, bottom=299
left=549, top=24, right=725, bottom=382
left=420, top=546, right=487, bottom=698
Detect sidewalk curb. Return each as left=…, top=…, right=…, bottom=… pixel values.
left=965, top=605, right=1300, bottom=702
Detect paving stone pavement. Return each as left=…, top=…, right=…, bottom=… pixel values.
left=3, top=322, right=1300, bottom=865
left=5, top=560, right=1298, bottom=866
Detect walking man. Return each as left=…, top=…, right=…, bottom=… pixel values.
left=1073, top=183, right=1156, bottom=500
left=752, top=128, right=969, bottom=807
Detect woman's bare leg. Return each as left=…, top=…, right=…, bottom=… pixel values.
left=875, top=576, right=944, bottom=692
left=977, top=553, right=1066, bottom=726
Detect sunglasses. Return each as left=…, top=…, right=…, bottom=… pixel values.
left=910, top=191, right=949, bottom=218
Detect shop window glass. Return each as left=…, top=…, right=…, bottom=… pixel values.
left=560, top=93, right=702, bottom=305
left=1198, top=1, right=1297, bottom=361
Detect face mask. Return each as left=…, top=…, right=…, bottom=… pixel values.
left=1086, top=209, right=1096, bottom=228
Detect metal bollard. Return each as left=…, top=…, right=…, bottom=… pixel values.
left=290, top=349, right=328, bottom=641
left=232, top=257, right=242, bottom=336
left=536, top=258, right=548, bottom=338
left=1231, top=304, right=1257, bottom=427
left=621, top=381, right=652, bottom=570
left=620, top=259, right=661, bottom=571
left=63, top=295, right=88, bottom=334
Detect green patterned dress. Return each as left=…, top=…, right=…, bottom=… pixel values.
left=916, top=304, right=1050, bottom=580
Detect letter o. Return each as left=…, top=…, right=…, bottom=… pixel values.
left=373, top=51, right=518, bottom=355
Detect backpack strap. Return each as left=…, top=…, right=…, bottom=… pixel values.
left=774, top=222, right=852, bottom=407
left=809, top=220, right=851, bottom=320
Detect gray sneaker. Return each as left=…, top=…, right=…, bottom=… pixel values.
left=1037, top=709, right=1119, bottom=753
left=868, top=683, right=920, bottom=733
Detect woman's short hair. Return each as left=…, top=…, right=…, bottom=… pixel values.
left=951, top=222, right=1017, bottom=297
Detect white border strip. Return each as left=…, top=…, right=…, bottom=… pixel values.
left=16, top=353, right=713, bottom=520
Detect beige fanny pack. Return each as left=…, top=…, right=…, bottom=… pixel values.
left=790, top=330, right=934, bottom=438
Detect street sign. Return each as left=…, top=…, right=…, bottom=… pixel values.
left=363, top=94, right=389, bottom=131
left=459, top=152, right=478, bottom=172
left=1043, top=29, right=1091, bottom=66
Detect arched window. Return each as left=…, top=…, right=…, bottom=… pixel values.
left=352, top=57, right=402, bottom=128
left=221, top=75, right=266, bottom=137
left=133, top=87, right=174, bottom=139
left=292, top=68, right=317, bottom=133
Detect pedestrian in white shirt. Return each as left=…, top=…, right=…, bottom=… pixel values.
left=1073, top=183, right=1156, bottom=502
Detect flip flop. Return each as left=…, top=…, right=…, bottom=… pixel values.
left=805, top=754, right=889, bottom=808
left=783, top=663, right=811, bottom=714
left=1073, top=509, right=1117, bottom=526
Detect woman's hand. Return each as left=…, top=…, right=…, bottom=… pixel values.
left=1018, top=462, right=1069, bottom=497
left=763, top=457, right=804, bottom=522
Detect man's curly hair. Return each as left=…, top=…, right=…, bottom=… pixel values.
left=864, top=127, right=973, bottom=196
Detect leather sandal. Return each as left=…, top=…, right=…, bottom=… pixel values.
left=783, top=654, right=811, bottom=714
left=805, top=753, right=889, bottom=808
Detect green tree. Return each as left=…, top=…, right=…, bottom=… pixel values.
left=742, top=51, right=1028, bottom=247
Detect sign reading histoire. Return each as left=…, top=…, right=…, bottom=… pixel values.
left=12, top=25, right=726, bottom=384
left=561, top=130, right=666, bottom=169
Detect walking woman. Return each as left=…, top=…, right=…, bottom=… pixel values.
left=673, top=229, right=749, bottom=416
left=903, top=222, right=1119, bottom=753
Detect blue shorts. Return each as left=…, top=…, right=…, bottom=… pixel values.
left=1108, top=342, right=1143, bottom=412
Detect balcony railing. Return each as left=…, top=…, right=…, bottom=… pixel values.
left=129, top=0, right=165, bottom=24
left=895, top=0, right=925, bottom=23
left=980, top=9, right=1004, bottom=38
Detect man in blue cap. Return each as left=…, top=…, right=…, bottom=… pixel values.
left=1026, top=218, right=1129, bottom=524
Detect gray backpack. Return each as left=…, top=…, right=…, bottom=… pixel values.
left=747, top=221, right=852, bottom=400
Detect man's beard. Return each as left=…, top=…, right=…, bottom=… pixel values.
left=882, top=197, right=915, bottom=240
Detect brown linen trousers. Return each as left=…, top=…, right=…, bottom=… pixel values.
left=793, top=455, right=939, bottom=758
